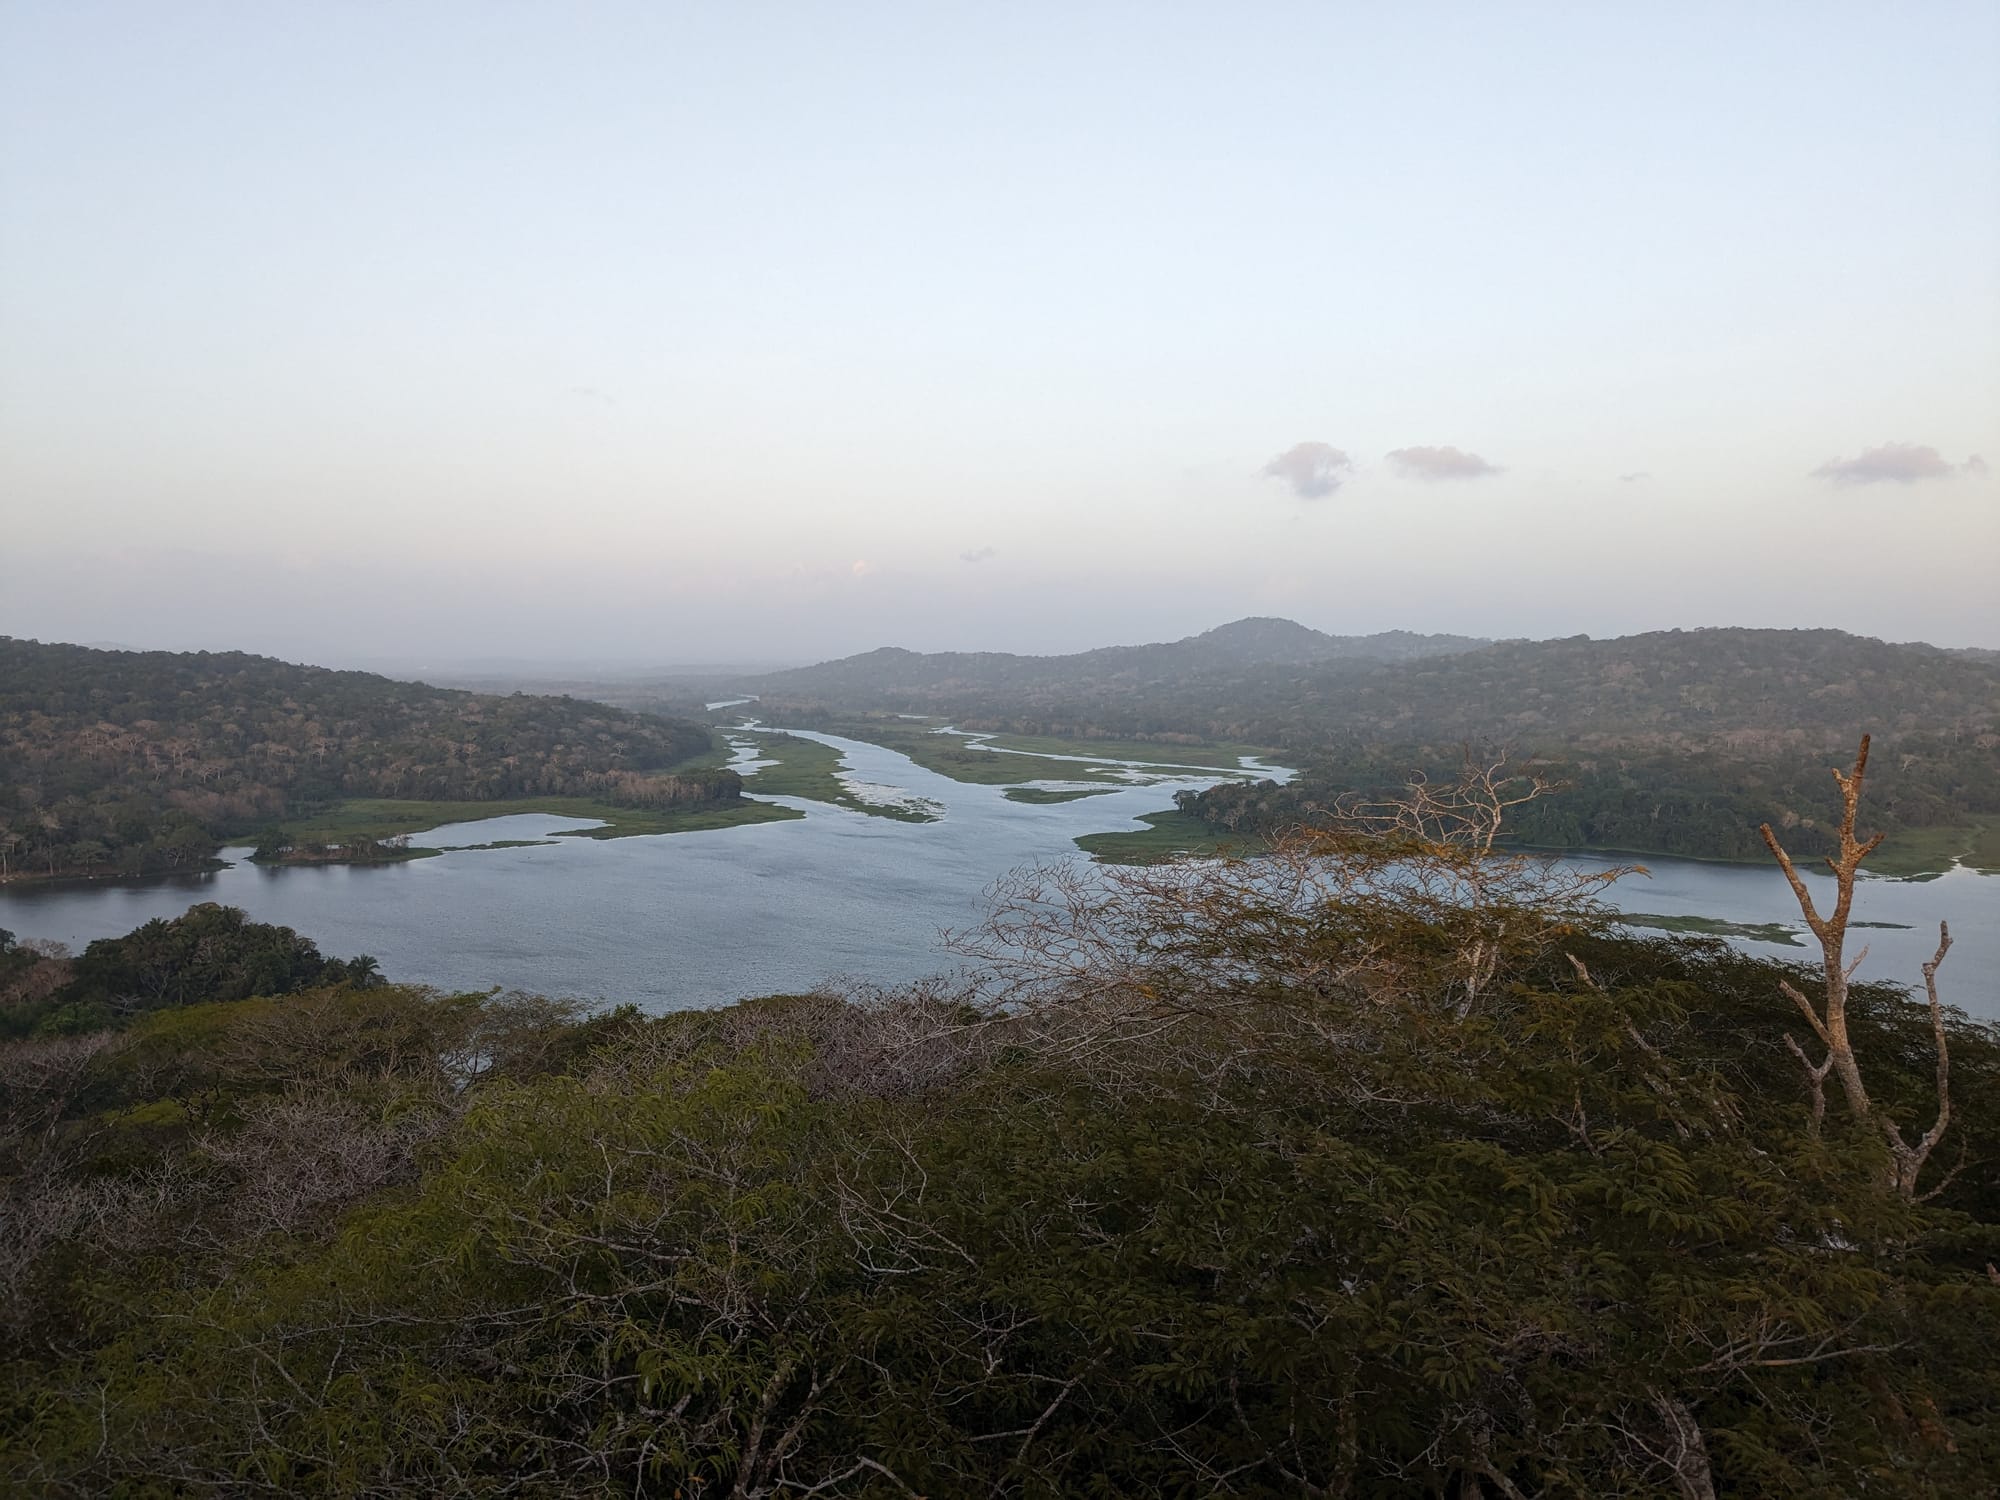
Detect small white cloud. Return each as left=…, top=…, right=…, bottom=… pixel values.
left=1386, top=445, right=1502, bottom=481
left=961, top=545, right=997, bottom=564
left=1261, top=441, right=1352, bottom=499
left=850, top=560, right=873, bottom=577
left=1810, top=442, right=1973, bottom=485
left=1619, top=471, right=1650, bottom=483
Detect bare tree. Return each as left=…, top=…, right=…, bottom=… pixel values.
left=1759, top=735, right=1953, bottom=1197
left=951, top=751, right=1629, bottom=1082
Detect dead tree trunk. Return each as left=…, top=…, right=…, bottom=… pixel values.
left=1759, top=735, right=1953, bottom=1197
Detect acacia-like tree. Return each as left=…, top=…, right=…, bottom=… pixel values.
left=1760, top=734, right=1953, bottom=1197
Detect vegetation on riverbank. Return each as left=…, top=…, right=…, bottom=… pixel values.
left=0, top=638, right=728, bottom=881
left=1002, top=785, right=1118, bottom=804
left=1072, top=808, right=1267, bottom=865
left=1611, top=911, right=1805, bottom=946
left=1178, top=742, right=2000, bottom=875
left=758, top=714, right=1281, bottom=793
left=251, top=837, right=440, bottom=868
left=967, top=728, right=1274, bottom=771
left=0, top=903, right=382, bottom=1039
left=1871, top=816, right=2000, bottom=877
left=732, top=731, right=939, bottom=821
left=244, top=793, right=801, bottom=849
left=766, top=716, right=1134, bottom=786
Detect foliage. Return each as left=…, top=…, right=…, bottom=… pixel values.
left=0, top=637, right=726, bottom=880
left=0, top=903, right=382, bottom=1039
left=1, top=838, right=1995, bottom=1494
left=1180, top=731, right=2000, bottom=866
left=752, top=625, right=2000, bottom=864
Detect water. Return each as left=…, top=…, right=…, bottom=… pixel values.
left=4, top=730, right=1994, bottom=1019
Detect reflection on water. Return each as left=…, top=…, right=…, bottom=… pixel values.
left=3, top=731, right=1994, bottom=1018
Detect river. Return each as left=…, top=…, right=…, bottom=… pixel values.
left=3, top=729, right=1994, bottom=1019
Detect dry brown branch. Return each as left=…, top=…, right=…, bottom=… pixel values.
left=1759, top=736, right=1952, bottom=1197
left=1782, top=1033, right=1833, bottom=1136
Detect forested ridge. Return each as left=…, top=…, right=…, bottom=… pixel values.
left=1182, top=733, right=2000, bottom=864
left=0, top=638, right=730, bottom=880
left=2, top=784, right=1995, bottom=1495
left=759, top=626, right=2000, bottom=749
left=745, top=616, right=1487, bottom=702
left=759, top=626, right=2000, bottom=863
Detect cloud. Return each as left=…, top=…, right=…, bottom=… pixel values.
left=850, top=560, right=873, bottom=577
left=1810, top=442, right=1979, bottom=485
left=960, top=545, right=997, bottom=564
left=1619, top=471, right=1650, bottom=483
left=1385, top=445, right=1501, bottom=481
left=1261, top=442, right=1352, bottom=499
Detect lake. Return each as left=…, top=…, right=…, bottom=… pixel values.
left=4, top=729, right=1994, bottom=1019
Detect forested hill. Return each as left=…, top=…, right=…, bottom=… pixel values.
left=0, top=638, right=720, bottom=880
left=1215, top=627, right=2000, bottom=752
left=762, top=626, right=2000, bottom=753
left=1156, top=630, right=2000, bottom=865
left=745, top=617, right=1486, bottom=702
left=758, top=626, right=2000, bottom=865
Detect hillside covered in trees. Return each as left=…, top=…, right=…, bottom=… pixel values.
left=744, top=616, right=1487, bottom=703
left=2, top=795, right=1995, bottom=1495
left=0, top=639, right=731, bottom=881
left=757, top=625, right=2000, bottom=864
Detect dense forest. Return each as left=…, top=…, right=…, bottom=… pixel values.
left=755, top=625, right=2000, bottom=863
left=0, top=638, right=731, bottom=881
left=2, top=796, right=1995, bottom=1495
left=754, top=625, right=2000, bottom=751
left=1182, top=732, right=2000, bottom=863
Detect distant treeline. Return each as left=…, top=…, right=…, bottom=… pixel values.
left=1180, top=732, right=2000, bottom=863
left=0, top=638, right=728, bottom=881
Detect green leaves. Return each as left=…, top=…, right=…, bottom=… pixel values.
left=4, top=919, right=1999, bottom=1493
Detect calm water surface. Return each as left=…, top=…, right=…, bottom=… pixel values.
left=4, top=730, right=1994, bottom=1019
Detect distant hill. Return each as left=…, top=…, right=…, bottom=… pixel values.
left=756, top=625, right=2000, bottom=757
left=1204, top=627, right=2000, bottom=754
left=0, top=638, right=723, bottom=881
left=752, top=625, right=2000, bottom=864
left=747, top=617, right=1486, bottom=702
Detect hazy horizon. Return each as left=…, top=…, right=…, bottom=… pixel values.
left=5, top=3, right=1996, bottom=663
left=11, top=609, right=1996, bottom=683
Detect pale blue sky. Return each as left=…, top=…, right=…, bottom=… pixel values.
left=3, top=1, right=1996, bottom=663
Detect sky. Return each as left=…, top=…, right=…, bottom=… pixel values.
left=3, top=1, right=1997, bottom=667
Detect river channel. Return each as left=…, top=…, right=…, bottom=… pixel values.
left=3, top=729, right=1993, bottom=1018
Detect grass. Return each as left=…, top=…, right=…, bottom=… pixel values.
left=734, top=732, right=940, bottom=822
left=1870, top=818, right=2000, bottom=878
left=970, top=730, right=1280, bottom=772
left=1612, top=912, right=1805, bottom=947
left=664, top=735, right=739, bottom=773
left=1003, top=786, right=1120, bottom=804
left=253, top=846, right=442, bottom=867
left=805, top=718, right=1278, bottom=789
left=1073, top=811, right=1269, bottom=866
left=808, top=720, right=1131, bottom=787
left=256, top=795, right=801, bottom=846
